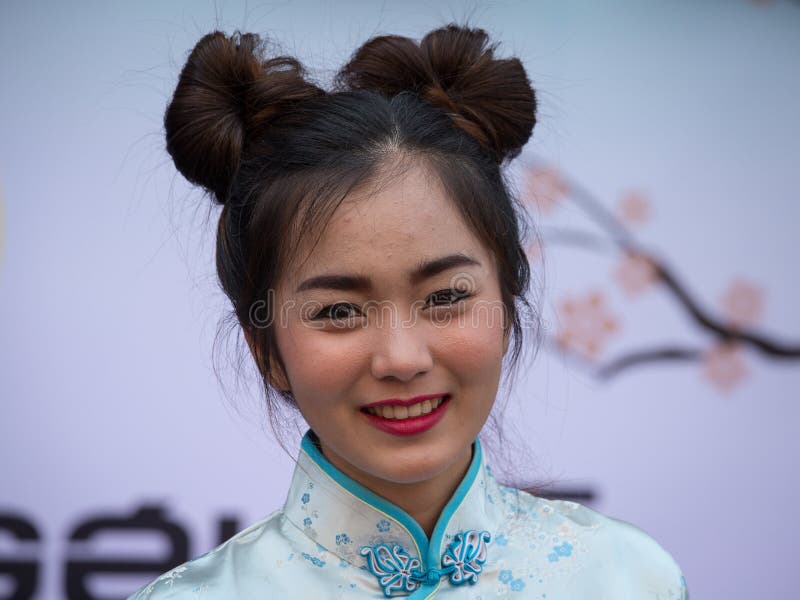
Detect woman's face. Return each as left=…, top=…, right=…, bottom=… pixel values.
left=268, top=160, right=509, bottom=488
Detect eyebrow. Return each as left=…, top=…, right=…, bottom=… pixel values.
left=294, top=253, right=482, bottom=293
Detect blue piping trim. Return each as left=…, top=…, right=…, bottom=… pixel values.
left=407, top=582, right=441, bottom=599
left=300, top=429, right=484, bottom=573
left=301, top=431, right=430, bottom=557
left=426, top=436, right=484, bottom=568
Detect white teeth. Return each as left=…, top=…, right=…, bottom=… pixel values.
left=366, top=396, right=447, bottom=420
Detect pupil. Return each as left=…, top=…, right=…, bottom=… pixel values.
left=332, top=304, right=350, bottom=319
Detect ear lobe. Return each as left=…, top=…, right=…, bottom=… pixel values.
left=267, top=354, right=291, bottom=392
left=243, top=329, right=261, bottom=365
left=244, top=329, right=291, bottom=392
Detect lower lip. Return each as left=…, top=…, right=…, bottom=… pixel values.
left=362, top=396, right=450, bottom=436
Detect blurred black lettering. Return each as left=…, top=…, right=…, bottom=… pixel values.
left=0, top=513, right=40, bottom=600
left=216, top=516, right=239, bottom=546
left=65, top=506, right=188, bottom=600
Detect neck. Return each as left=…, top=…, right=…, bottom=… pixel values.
left=320, top=441, right=473, bottom=539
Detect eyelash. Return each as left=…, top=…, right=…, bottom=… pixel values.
left=312, top=288, right=473, bottom=321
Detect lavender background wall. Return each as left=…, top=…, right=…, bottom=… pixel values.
left=2, top=0, right=798, bottom=598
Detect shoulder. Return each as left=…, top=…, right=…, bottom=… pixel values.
left=592, top=508, right=687, bottom=596
left=126, top=509, right=285, bottom=600
left=505, top=489, right=689, bottom=598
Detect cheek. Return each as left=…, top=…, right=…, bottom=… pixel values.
left=277, top=324, right=369, bottom=396
left=433, top=313, right=506, bottom=380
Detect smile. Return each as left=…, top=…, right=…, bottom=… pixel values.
left=363, top=396, right=446, bottom=419
left=361, top=395, right=451, bottom=436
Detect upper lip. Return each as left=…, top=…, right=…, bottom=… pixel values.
left=362, top=393, right=449, bottom=409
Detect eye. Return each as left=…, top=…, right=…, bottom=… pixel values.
left=313, top=302, right=361, bottom=321
left=426, top=287, right=472, bottom=307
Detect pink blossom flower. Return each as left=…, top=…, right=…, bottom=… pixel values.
left=720, top=278, right=764, bottom=329
left=523, top=165, right=569, bottom=215
left=612, top=252, right=658, bottom=296
left=702, top=342, right=749, bottom=393
left=525, top=240, right=543, bottom=265
left=618, top=191, right=650, bottom=226
left=555, top=290, right=619, bottom=360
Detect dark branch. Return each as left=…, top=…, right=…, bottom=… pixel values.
left=654, top=260, right=800, bottom=357
left=528, top=161, right=800, bottom=362
left=595, top=347, right=703, bottom=379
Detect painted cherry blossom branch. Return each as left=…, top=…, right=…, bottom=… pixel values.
left=595, top=347, right=703, bottom=379
left=522, top=159, right=800, bottom=390
left=544, top=335, right=704, bottom=380
left=539, top=228, right=800, bottom=357
left=653, top=259, right=800, bottom=357
left=538, top=226, right=615, bottom=253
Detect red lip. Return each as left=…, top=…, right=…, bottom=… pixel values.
left=362, top=393, right=447, bottom=409
left=361, top=395, right=450, bottom=437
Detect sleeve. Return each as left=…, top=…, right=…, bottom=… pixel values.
left=126, top=563, right=194, bottom=600
left=125, top=552, right=218, bottom=600
left=606, top=515, right=689, bottom=600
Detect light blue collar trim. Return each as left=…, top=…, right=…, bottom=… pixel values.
left=426, top=435, right=484, bottom=567
left=300, top=429, right=484, bottom=565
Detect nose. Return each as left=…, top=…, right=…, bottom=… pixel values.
left=369, top=319, right=434, bottom=383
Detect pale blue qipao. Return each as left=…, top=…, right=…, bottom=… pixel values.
left=129, top=430, right=688, bottom=599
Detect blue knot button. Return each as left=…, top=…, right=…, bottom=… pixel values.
left=360, top=529, right=491, bottom=596
left=420, top=568, right=444, bottom=585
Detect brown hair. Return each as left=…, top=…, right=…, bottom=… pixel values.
left=163, top=23, right=541, bottom=458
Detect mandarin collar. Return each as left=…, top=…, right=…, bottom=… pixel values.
left=282, top=429, right=504, bottom=596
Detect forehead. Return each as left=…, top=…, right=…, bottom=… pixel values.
left=283, top=161, right=491, bottom=290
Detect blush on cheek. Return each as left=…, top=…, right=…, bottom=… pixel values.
left=280, top=326, right=369, bottom=391
left=435, top=322, right=505, bottom=377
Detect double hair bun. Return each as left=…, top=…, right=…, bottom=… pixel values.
left=164, top=25, right=537, bottom=202
left=335, top=25, right=536, bottom=164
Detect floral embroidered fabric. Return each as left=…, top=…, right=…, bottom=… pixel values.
left=129, top=429, right=689, bottom=599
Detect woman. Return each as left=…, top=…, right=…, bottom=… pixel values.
left=130, top=24, right=688, bottom=599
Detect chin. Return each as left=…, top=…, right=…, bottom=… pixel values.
left=366, top=448, right=463, bottom=486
